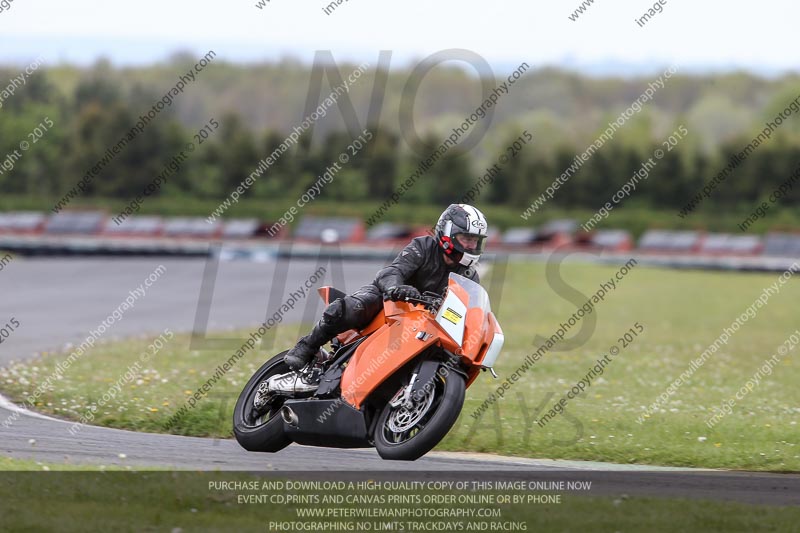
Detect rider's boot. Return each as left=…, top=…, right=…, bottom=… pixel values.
left=284, top=320, right=337, bottom=371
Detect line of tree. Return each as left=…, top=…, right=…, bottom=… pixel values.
left=1, top=58, right=800, bottom=213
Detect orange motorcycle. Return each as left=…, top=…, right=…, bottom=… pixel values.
left=233, top=273, right=504, bottom=461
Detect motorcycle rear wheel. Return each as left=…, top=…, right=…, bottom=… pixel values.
left=232, top=351, right=292, bottom=453
left=373, top=367, right=465, bottom=461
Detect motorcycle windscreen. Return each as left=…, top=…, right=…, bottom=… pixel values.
left=435, top=286, right=468, bottom=346
left=435, top=273, right=489, bottom=347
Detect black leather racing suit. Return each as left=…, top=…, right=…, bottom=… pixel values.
left=321, top=236, right=480, bottom=334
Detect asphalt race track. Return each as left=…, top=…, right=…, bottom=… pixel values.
left=1, top=256, right=384, bottom=362
left=1, top=257, right=799, bottom=505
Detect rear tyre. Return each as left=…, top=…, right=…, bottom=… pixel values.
left=374, top=367, right=465, bottom=461
left=233, top=351, right=292, bottom=453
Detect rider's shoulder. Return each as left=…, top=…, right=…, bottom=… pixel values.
left=411, top=235, right=437, bottom=249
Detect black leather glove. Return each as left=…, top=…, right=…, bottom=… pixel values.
left=386, top=285, right=421, bottom=302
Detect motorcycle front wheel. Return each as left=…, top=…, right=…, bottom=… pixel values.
left=232, top=351, right=292, bottom=453
left=373, top=366, right=465, bottom=461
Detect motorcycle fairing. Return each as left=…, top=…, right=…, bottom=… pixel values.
left=282, top=398, right=371, bottom=448
left=340, top=306, right=440, bottom=409
left=314, top=336, right=368, bottom=397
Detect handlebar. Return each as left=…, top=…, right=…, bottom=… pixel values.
left=383, top=291, right=443, bottom=313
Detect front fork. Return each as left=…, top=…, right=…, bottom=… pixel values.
left=390, top=372, right=419, bottom=410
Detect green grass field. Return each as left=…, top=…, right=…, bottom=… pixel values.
left=1, top=261, right=798, bottom=470
left=2, top=471, right=799, bottom=532
left=0, top=456, right=142, bottom=471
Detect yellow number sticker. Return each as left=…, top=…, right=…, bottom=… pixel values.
left=442, top=307, right=463, bottom=325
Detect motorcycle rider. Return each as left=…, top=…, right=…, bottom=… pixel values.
left=284, top=204, right=489, bottom=371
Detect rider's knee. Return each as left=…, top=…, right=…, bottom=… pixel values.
left=321, top=298, right=345, bottom=329
left=323, top=286, right=383, bottom=332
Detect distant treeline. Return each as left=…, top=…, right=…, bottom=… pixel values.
left=1, top=55, right=800, bottom=213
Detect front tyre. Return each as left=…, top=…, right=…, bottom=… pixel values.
left=374, top=368, right=465, bottom=461
left=233, top=351, right=292, bottom=453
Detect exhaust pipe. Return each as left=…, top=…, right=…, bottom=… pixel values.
left=281, top=406, right=299, bottom=427
left=266, top=372, right=320, bottom=395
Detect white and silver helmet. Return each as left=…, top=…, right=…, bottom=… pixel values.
left=435, top=204, right=488, bottom=267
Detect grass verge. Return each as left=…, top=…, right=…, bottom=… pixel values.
left=0, top=456, right=137, bottom=471
left=1, top=472, right=799, bottom=532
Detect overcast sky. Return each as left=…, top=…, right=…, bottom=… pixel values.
left=0, top=0, right=796, bottom=75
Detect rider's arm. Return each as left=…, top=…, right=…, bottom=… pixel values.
left=373, top=239, right=424, bottom=294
